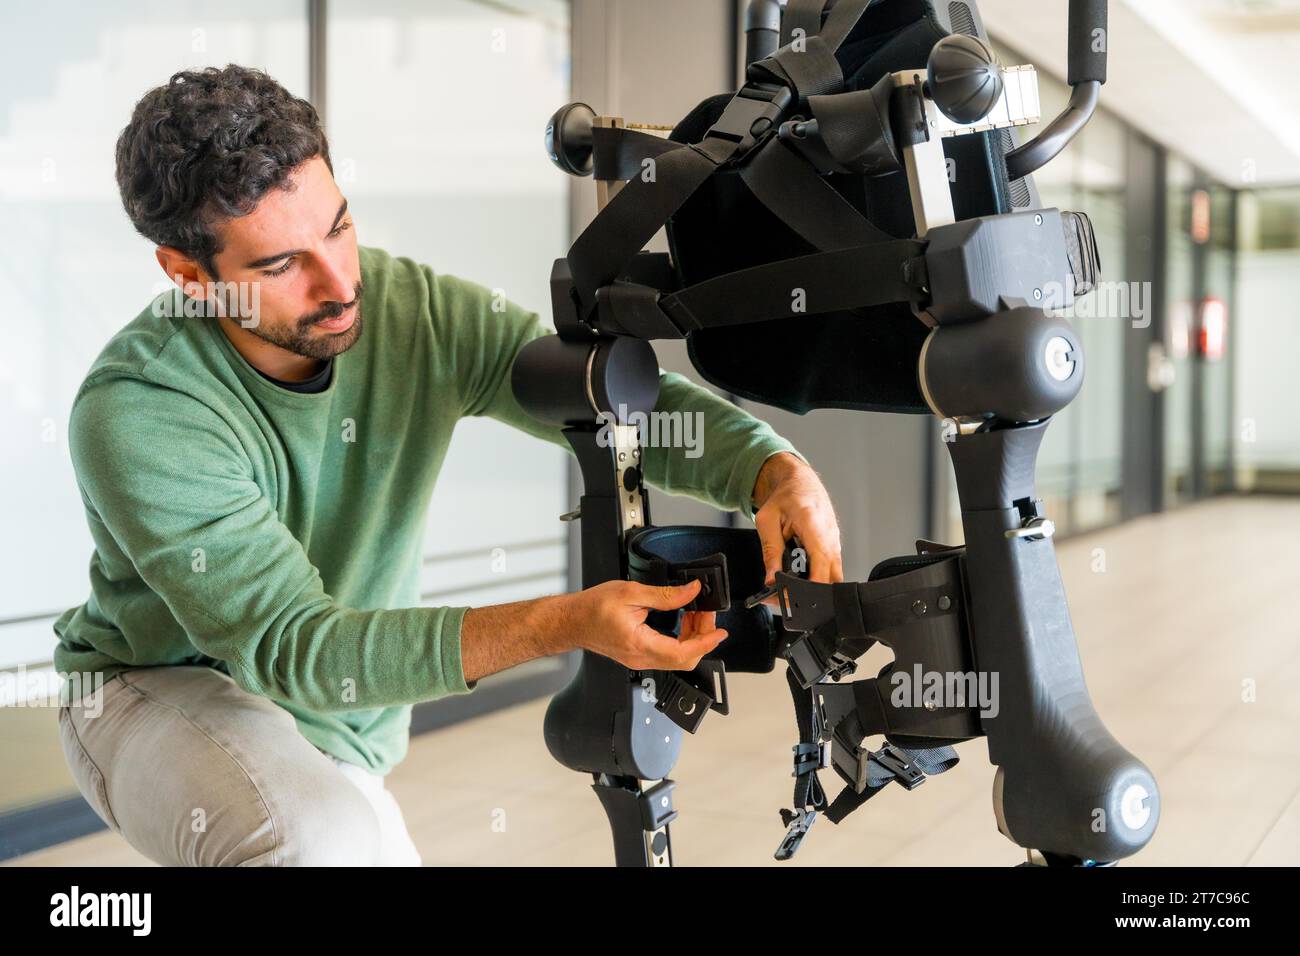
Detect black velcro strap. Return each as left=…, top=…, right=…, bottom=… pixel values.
left=568, top=136, right=736, bottom=318
left=739, top=137, right=893, bottom=250
left=621, top=252, right=678, bottom=291
left=591, top=127, right=683, bottom=182
left=823, top=772, right=890, bottom=822
left=833, top=581, right=869, bottom=639
left=842, top=679, right=888, bottom=740
left=660, top=239, right=927, bottom=332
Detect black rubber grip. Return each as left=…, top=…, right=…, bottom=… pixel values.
left=1067, top=0, right=1108, bottom=86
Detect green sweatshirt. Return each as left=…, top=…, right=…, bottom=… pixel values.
left=53, top=245, right=801, bottom=774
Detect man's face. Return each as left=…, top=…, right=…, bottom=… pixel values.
left=208, top=156, right=363, bottom=360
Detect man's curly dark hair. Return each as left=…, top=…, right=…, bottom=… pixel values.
left=116, top=64, right=331, bottom=278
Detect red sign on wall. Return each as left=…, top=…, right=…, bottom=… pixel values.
left=1199, top=297, right=1227, bottom=361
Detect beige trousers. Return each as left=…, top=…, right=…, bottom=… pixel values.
left=58, top=665, right=422, bottom=866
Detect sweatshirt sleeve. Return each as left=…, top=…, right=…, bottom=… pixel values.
left=68, top=374, right=474, bottom=713
left=434, top=272, right=805, bottom=516
left=643, top=369, right=807, bottom=517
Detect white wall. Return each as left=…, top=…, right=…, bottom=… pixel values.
left=0, top=2, right=310, bottom=669
left=0, top=0, right=572, bottom=668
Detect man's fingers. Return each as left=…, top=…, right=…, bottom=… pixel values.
left=631, top=624, right=727, bottom=670
left=680, top=609, right=717, bottom=638
left=809, top=548, right=832, bottom=584
left=754, top=507, right=784, bottom=585
left=671, top=628, right=729, bottom=669
left=631, top=579, right=702, bottom=610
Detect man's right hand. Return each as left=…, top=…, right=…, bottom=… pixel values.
left=460, top=579, right=728, bottom=684
left=560, top=579, right=728, bottom=671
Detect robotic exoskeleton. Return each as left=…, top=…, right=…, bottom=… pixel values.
left=511, top=0, right=1159, bottom=867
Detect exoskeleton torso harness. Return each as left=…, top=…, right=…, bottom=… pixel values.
left=511, top=0, right=1158, bottom=867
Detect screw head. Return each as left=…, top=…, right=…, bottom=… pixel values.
left=912, top=600, right=928, bottom=616
left=938, top=595, right=952, bottom=611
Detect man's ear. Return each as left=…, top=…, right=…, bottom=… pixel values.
left=155, top=246, right=213, bottom=300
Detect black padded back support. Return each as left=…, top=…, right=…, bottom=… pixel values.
left=666, top=0, right=1016, bottom=415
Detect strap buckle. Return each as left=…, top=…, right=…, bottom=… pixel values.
left=638, top=779, right=679, bottom=832
left=792, top=739, right=830, bottom=777
left=655, top=673, right=714, bottom=734
left=783, top=622, right=846, bottom=688
left=832, top=732, right=928, bottom=794
left=871, top=743, right=927, bottom=791
left=703, top=82, right=793, bottom=159
left=672, top=554, right=730, bottom=612
left=774, top=808, right=817, bottom=861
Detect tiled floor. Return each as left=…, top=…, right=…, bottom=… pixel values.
left=10, top=496, right=1299, bottom=866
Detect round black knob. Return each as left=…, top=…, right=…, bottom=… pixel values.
left=926, top=34, right=1003, bottom=124
left=544, top=102, right=596, bottom=177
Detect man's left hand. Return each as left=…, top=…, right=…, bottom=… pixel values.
left=750, top=452, right=844, bottom=588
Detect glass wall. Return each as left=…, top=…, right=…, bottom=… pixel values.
left=1162, top=157, right=1198, bottom=507
left=1162, top=161, right=1238, bottom=503
left=1020, top=60, right=1075, bottom=533
left=1202, top=184, right=1236, bottom=494
left=940, top=47, right=1129, bottom=541
left=937, top=37, right=1245, bottom=543
left=325, top=0, right=571, bottom=661
left=1234, top=187, right=1300, bottom=491
left=0, top=0, right=571, bottom=824
left=0, top=2, right=311, bottom=819
left=1055, top=99, right=1128, bottom=532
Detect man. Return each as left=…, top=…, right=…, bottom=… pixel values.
left=53, top=65, right=844, bottom=866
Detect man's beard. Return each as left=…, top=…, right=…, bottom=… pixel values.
left=246, top=281, right=365, bottom=360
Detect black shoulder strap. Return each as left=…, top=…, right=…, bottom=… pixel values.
left=779, top=0, right=874, bottom=54
left=568, top=136, right=737, bottom=318
left=781, top=0, right=829, bottom=46
left=591, top=126, right=684, bottom=182
left=739, top=136, right=894, bottom=250
left=818, top=0, right=875, bottom=52
left=751, top=35, right=844, bottom=98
